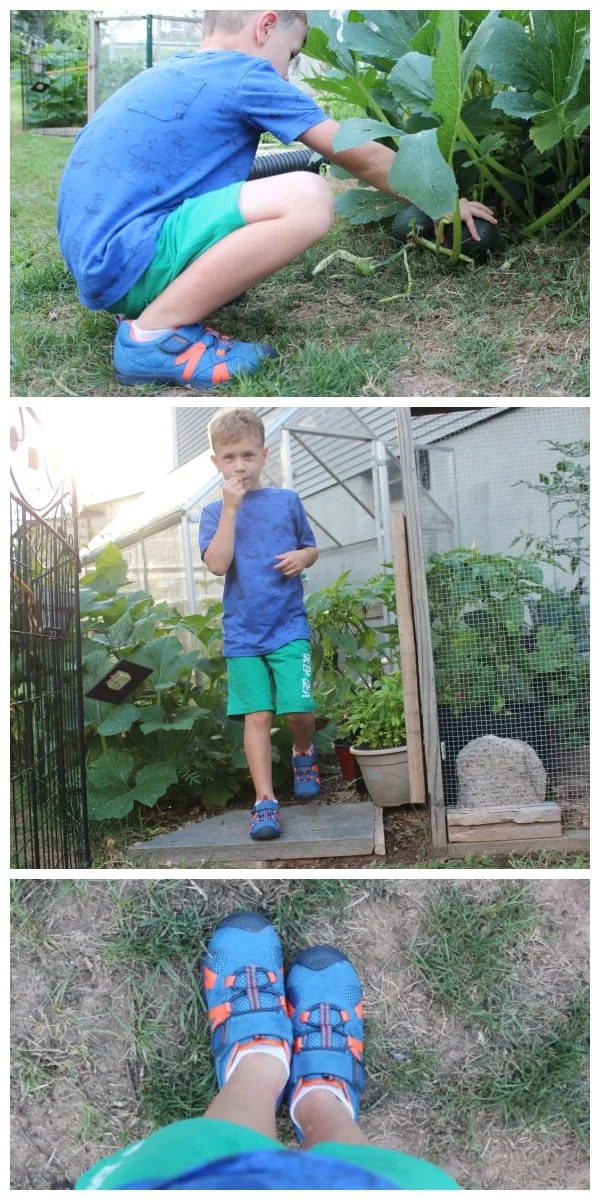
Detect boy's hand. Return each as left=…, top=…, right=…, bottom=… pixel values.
left=222, top=477, right=245, bottom=512
left=273, top=550, right=308, bottom=577
left=436, top=199, right=497, bottom=244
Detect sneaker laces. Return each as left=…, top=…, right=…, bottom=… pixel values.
left=251, top=798, right=279, bottom=825
left=204, top=326, right=234, bottom=353
left=293, top=758, right=317, bottom=784
left=227, top=964, right=283, bottom=1017
left=296, top=1002, right=349, bottom=1053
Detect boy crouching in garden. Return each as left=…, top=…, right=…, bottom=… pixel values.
left=57, top=9, right=495, bottom=391
left=199, top=409, right=320, bottom=840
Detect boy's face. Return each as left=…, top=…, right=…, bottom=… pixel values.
left=211, top=435, right=268, bottom=492
left=255, top=13, right=307, bottom=79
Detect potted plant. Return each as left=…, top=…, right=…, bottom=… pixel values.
left=308, top=572, right=387, bottom=783
left=344, top=673, right=409, bottom=807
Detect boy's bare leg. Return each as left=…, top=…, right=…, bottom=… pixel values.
left=204, top=1052, right=286, bottom=1140
left=293, top=1088, right=370, bottom=1150
left=286, top=712, right=316, bottom=754
left=244, top=710, right=276, bottom=798
left=137, top=172, right=335, bottom=330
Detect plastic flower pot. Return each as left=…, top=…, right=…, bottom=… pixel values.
left=349, top=744, right=410, bottom=807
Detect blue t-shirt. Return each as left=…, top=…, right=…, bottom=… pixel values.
left=117, top=1148, right=401, bottom=1189
left=199, top=487, right=316, bottom=657
left=57, top=51, right=327, bottom=310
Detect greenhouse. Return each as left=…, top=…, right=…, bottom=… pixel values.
left=82, top=404, right=590, bottom=609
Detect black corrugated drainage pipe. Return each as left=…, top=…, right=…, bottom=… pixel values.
left=249, top=146, right=326, bottom=179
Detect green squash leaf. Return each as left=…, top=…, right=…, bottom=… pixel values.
left=131, top=761, right=179, bottom=807
left=97, top=704, right=141, bottom=736
left=388, top=52, right=435, bottom=113
left=335, top=188, right=403, bottom=225
left=140, top=706, right=209, bottom=734
left=530, top=111, right=564, bottom=154
left=389, top=129, right=457, bottom=219
left=132, top=635, right=199, bottom=690
left=332, top=118, right=400, bottom=152
left=492, top=91, right=551, bottom=119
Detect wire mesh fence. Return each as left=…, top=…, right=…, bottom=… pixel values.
left=416, top=407, right=590, bottom=824
left=10, top=487, right=90, bottom=868
left=20, top=41, right=87, bottom=133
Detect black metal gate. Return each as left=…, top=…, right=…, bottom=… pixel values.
left=10, top=454, right=90, bottom=868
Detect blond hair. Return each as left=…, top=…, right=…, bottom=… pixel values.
left=203, top=10, right=308, bottom=36
left=208, top=408, right=266, bottom=450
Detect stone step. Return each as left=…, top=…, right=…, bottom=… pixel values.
left=128, top=801, right=379, bottom=866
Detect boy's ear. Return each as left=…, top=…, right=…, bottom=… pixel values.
left=255, top=10, right=278, bottom=45
left=210, top=452, right=217, bottom=468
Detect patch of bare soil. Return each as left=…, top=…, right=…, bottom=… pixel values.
left=10, top=880, right=589, bottom=1191
left=11, top=884, right=139, bottom=1189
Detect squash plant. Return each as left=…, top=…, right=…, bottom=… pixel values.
left=27, top=42, right=88, bottom=128
left=305, top=9, right=590, bottom=254
left=80, top=544, right=249, bottom=819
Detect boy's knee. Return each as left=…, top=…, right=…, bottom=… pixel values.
left=300, top=173, right=335, bottom=234
left=245, top=710, right=274, bottom=729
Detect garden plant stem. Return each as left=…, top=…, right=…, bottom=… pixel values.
left=522, top=174, right=590, bottom=236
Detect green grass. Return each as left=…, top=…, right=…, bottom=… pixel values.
left=406, top=884, right=589, bottom=1145
left=417, top=850, right=590, bottom=870
left=409, top=884, right=536, bottom=1032
left=11, top=94, right=589, bottom=398
left=466, top=988, right=590, bottom=1145
left=11, top=879, right=590, bottom=1187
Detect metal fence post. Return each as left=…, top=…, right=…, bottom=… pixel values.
left=146, top=14, right=153, bottom=69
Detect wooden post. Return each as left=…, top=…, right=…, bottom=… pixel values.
left=87, top=17, right=100, bottom=121
left=390, top=512, right=426, bottom=807
left=395, top=408, right=447, bottom=850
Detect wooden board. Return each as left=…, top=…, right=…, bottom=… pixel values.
left=446, top=830, right=589, bottom=859
left=390, top=511, right=426, bottom=807
left=395, top=409, right=447, bottom=850
left=128, top=801, right=377, bottom=866
left=373, top=806, right=386, bottom=856
left=448, top=804, right=561, bottom=828
left=450, top=822, right=562, bottom=843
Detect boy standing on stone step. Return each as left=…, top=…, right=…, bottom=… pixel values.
left=199, top=408, right=320, bottom=841
left=57, top=9, right=495, bottom=391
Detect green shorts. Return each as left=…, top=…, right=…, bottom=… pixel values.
left=107, top=182, right=246, bottom=318
left=75, top=1116, right=460, bottom=1190
left=227, top=639, right=316, bottom=720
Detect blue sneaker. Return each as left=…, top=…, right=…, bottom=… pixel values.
left=285, top=944, right=365, bottom=1141
left=113, top=320, right=277, bottom=389
left=250, top=797, right=280, bottom=840
left=292, top=746, right=321, bottom=799
left=201, top=911, right=292, bottom=1095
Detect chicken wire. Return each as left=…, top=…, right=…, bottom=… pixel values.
left=418, top=407, right=590, bottom=822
